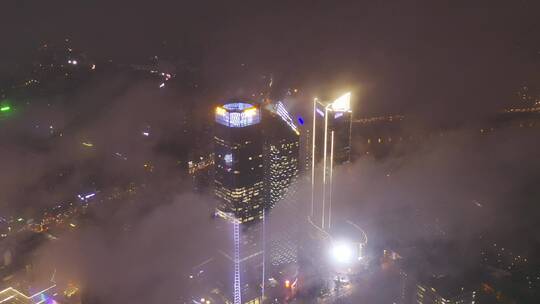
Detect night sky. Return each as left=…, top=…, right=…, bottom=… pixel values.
left=3, top=1, right=539, bottom=117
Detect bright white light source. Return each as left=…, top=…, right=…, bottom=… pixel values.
left=331, top=92, right=351, bottom=112
left=159, top=83, right=165, bottom=88
left=331, top=241, right=354, bottom=263
left=84, top=193, right=96, bottom=199
left=224, top=153, right=233, bottom=165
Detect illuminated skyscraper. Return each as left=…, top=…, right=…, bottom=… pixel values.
left=214, top=102, right=265, bottom=223
left=213, top=100, right=302, bottom=303
left=310, top=93, right=353, bottom=231
left=214, top=101, right=265, bottom=304
left=263, top=101, right=300, bottom=209
left=327, top=108, right=353, bottom=164
left=262, top=102, right=301, bottom=267
left=311, top=93, right=353, bottom=165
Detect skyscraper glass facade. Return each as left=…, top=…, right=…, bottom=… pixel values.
left=214, top=102, right=264, bottom=223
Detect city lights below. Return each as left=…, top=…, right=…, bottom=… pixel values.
left=331, top=241, right=354, bottom=264
left=0, top=284, right=57, bottom=303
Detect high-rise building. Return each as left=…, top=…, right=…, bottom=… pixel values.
left=214, top=102, right=265, bottom=224
left=263, top=101, right=300, bottom=210
left=327, top=107, right=353, bottom=164
left=311, top=93, right=353, bottom=165
left=310, top=93, right=353, bottom=231
left=262, top=102, right=301, bottom=268
left=214, top=100, right=301, bottom=222
left=213, top=99, right=302, bottom=304
left=213, top=101, right=268, bottom=304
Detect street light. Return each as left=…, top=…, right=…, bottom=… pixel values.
left=331, top=241, right=354, bottom=264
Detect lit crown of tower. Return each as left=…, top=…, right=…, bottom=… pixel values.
left=215, top=102, right=261, bottom=128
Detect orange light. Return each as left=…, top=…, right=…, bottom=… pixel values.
left=216, top=107, right=226, bottom=115
left=243, top=107, right=257, bottom=117
left=285, top=280, right=290, bottom=288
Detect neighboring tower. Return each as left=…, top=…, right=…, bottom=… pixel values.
left=214, top=102, right=264, bottom=223
left=328, top=101, right=353, bottom=164
left=262, top=102, right=302, bottom=267
left=263, top=101, right=301, bottom=209
left=311, top=93, right=352, bottom=164
left=310, top=93, right=352, bottom=231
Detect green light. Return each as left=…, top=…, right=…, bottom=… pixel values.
left=0, top=106, right=10, bottom=112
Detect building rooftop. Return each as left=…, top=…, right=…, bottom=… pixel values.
left=222, top=102, right=254, bottom=112
left=216, top=102, right=261, bottom=128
